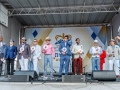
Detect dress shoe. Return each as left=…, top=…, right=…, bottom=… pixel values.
left=59, top=75, right=62, bottom=77
left=116, top=75, right=120, bottom=78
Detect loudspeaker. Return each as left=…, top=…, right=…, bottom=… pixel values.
left=62, top=75, right=86, bottom=82
left=9, top=75, right=29, bottom=82
left=9, top=70, right=38, bottom=82
left=92, top=70, right=116, bottom=81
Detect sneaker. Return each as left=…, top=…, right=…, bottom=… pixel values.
left=43, top=76, right=48, bottom=80
left=49, top=75, right=53, bottom=78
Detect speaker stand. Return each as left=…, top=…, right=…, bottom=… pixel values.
left=85, top=73, right=104, bottom=85
left=86, top=79, right=104, bottom=85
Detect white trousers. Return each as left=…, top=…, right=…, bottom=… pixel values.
left=19, top=56, right=28, bottom=70
left=33, top=56, right=39, bottom=74
left=109, top=58, right=119, bottom=75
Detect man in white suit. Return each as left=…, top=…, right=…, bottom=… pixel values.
left=72, top=38, right=84, bottom=75
left=106, top=39, right=120, bottom=77
left=31, top=39, right=41, bottom=75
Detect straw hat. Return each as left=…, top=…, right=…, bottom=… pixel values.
left=109, top=39, right=115, bottom=42
left=45, top=37, right=51, bottom=41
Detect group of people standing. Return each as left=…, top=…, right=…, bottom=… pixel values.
left=0, top=35, right=120, bottom=78
left=90, top=39, right=120, bottom=77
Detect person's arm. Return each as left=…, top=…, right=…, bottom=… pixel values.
left=15, top=46, right=17, bottom=57
left=28, top=45, right=31, bottom=58
left=81, top=45, right=84, bottom=54
left=42, top=46, right=46, bottom=53
left=55, top=39, right=63, bottom=45
left=3, top=43, right=7, bottom=54
left=51, top=45, right=55, bottom=58
left=59, top=44, right=63, bottom=54
left=106, top=46, right=110, bottom=56
left=17, top=46, right=20, bottom=55
left=37, top=46, right=41, bottom=58
left=99, top=47, right=102, bottom=55
left=13, top=46, right=17, bottom=59
left=4, top=46, right=7, bottom=59
left=118, top=46, right=120, bottom=55
left=66, top=39, right=72, bottom=46
left=89, top=47, right=94, bottom=55
left=71, top=45, right=77, bottom=54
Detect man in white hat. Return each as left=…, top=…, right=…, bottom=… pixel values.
left=89, top=40, right=102, bottom=71
left=106, top=39, right=120, bottom=77
left=42, top=37, right=55, bottom=77
left=17, top=37, right=31, bottom=70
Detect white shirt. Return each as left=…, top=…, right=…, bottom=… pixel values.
left=76, top=44, right=81, bottom=49
left=76, top=44, right=83, bottom=53
left=0, top=42, right=2, bottom=47
left=90, top=46, right=102, bottom=57
left=32, top=45, right=41, bottom=59
left=22, top=43, right=25, bottom=48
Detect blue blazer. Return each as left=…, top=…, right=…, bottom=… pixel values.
left=56, top=39, right=72, bottom=56
left=4, top=45, right=17, bottom=60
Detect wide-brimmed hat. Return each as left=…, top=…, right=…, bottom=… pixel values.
left=109, top=39, right=115, bottom=42
left=45, top=37, right=51, bottom=41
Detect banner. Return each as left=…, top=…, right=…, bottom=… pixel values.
left=25, top=26, right=107, bottom=72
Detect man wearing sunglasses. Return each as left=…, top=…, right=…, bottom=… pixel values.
left=31, top=39, right=41, bottom=75
left=17, top=37, right=31, bottom=71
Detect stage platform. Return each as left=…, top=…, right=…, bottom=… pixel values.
left=0, top=75, right=120, bottom=90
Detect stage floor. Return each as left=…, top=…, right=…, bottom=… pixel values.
left=0, top=75, right=120, bottom=90
left=0, top=82, right=120, bottom=90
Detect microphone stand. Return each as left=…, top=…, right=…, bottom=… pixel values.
left=83, top=65, right=87, bottom=75
left=53, top=69, right=57, bottom=73
left=82, top=65, right=87, bottom=84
